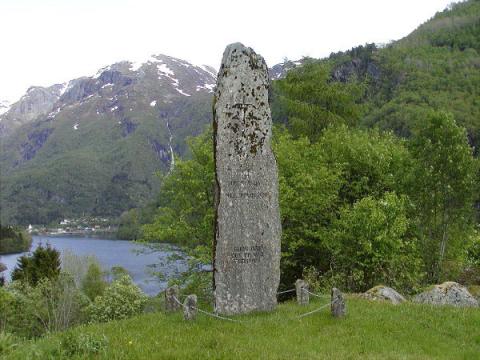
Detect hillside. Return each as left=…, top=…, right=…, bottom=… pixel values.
left=319, top=0, right=480, bottom=150
left=0, top=55, right=216, bottom=225
left=4, top=297, right=480, bottom=359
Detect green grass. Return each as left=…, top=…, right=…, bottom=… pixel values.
left=4, top=297, right=480, bottom=359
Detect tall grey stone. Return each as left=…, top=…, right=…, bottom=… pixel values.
left=213, top=43, right=281, bottom=315
left=165, top=285, right=181, bottom=312
left=331, top=288, right=346, bottom=318
left=183, top=295, right=198, bottom=321
left=295, top=279, right=309, bottom=305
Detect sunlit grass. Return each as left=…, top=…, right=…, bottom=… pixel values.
left=5, top=297, right=480, bottom=359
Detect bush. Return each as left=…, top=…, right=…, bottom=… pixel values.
left=35, top=274, right=89, bottom=333
left=0, top=282, right=44, bottom=338
left=88, top=275, right=147, bottom=323
left=1, top=274, right=89, bottom=338
left=11, top=243, right=61, bottom=286
left=60, top=331, right=108, bottom=357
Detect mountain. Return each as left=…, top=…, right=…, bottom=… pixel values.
left=0, top=54, right=216, bottom=225
left=0, top=85, right=66, bottom=137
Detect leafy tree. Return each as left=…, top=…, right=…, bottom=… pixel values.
left=407, top=111, right=478, bottom=282
left=117, top=209, right=142, bottom=240
left=273, top=130, right=341, bottom=289
left=11, top=244, right=61, bottom=286
left=81, top=262, right=107, bottom=301
left=328, top=193, right=422, bottom=292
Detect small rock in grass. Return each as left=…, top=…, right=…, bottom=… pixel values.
left=413, top=282, right=478, bottom=308
left=362, top=285, right=406, bottom=305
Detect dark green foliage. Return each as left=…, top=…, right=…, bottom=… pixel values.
left=0, top=225, right=32, bottom=254
left=11, top=244, right=61, bottom=286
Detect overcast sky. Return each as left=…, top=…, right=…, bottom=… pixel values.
left=0, top=0, right=454, bottom=102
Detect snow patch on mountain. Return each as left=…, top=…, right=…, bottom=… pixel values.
left=0, top=100, right=10, bottom=116
left=175, top=88, right=191, bottom=97
left=196, top=83, right=215, bottom=92
left=157, top=63, right=175, bottom=77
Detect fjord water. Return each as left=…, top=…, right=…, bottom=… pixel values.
left=0, top=235, right=188, bottom=296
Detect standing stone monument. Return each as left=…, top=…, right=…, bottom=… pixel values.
left=213, top=43, right=281, bottom=315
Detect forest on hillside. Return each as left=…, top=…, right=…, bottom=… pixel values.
left=120, top=0, right=480, bottom=294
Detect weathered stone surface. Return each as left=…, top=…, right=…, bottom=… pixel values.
left=295, top=279, right=309, bottom=305
left=362, top=285, right=406, bottom=305
left=331, top=288, right=346, bottom=318
left=183, top=295, right=198, bottom=321
left=165, top=285, right=181, bottom=312
left=413, top=282, right=478, bottom=307
left=213, top=43, right=281, bottom=315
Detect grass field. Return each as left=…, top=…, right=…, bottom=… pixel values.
left=4, top=296, right=480, bottom=359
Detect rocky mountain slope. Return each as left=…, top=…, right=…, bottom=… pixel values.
left=0, top=55, right=216, bottom=224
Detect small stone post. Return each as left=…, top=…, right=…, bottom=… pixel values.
left=165, top=285, right=181, bottom=312
left=331, top=287, right=346, bottom=318
left=183, top=295, right=198, bottom=321
left=295, top=279, right=309, bottom=305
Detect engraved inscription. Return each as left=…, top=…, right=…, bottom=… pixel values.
left=225, top=167, right=267, bottom=200
left=229, top=245, right=265, bottom=264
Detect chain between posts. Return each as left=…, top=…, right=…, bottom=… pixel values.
left=296, top=299, right=336, bottom=319
left=303, top=289, right=331, bottom=299
left=172, top=295, right=243, bottom=323
left=170, top=289, right=335, bottom=322
left=277, top=288, right=296, bottom=295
